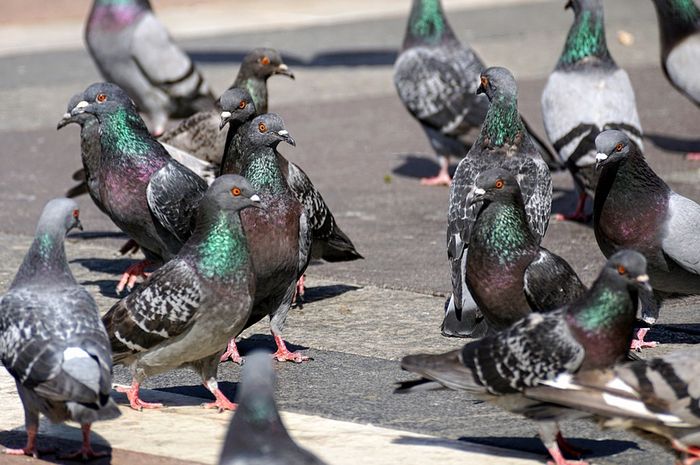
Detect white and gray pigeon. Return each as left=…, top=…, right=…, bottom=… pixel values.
left=218, top=352, right=328, bottom=465
left=525, top=345, right=700, bottom=465
left=0, top=199, right=120, bottom=459
left=85, top=0, right=215, bottom=136
left=594, top=129, right=700, bottom=350
left=542, top=0, right=643, bottom=221
left=399, top=250, right=652, bottom=465
left=442, top=67, right=553, bottom=339
left=394, top=0, right=561, bottom=186
left=102, top=175, right=262, bottom=411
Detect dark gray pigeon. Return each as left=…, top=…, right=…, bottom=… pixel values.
left=398, top=250, right=651, bottom=465
left=218, top=351, right=328, bottom=465
left=0, top=199, right=120, bottom=459
left=443, top=67, right=553, bottom=338
left=594, top=129, right=700, bottom=350
left=466, top=168, right=585, bottom=332
left=218, top=114, right=311, bottom=364
left=394, top=0, right=560, bottom=186
left=68, top=82, right=208, bottom=293
left=102, top=175, right=261, bottom=411
left=542, top=0, right=643, bottom=221
left=85, top=0, right=215, bottom=135
left=525, top=345, right=700, bottom=464
left=160, top=48, right=294, bottom=165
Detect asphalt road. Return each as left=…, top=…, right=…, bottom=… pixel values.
left=1, top=0, right=699, bottom=464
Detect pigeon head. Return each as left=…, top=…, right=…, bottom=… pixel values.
left=467, top=169, right=522, bottom=208
left=235, top=350, right=278, bottom=424
left=242, top=48, right=294, bottom=80
left=476, top=67, right=518, bottom=101
left=205, top=175, right=263, bottom=212
left=218, top=88, right=257, bottom=130
left=243, top=113, right=296, bottom=149
left=38, top=198, right=83, bottom=235
left=69, top=82, right=139, bottom=121
left=595, top=130, right=634, bottom=170
left=57, top=92, right=93, bottom=130
left=602, top=250, right=652, bottom=294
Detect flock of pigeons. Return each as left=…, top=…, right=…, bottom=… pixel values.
left=0, top=0, right=699, bottom=464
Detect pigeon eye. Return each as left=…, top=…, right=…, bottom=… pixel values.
left=72, top=209, right=79, bottom=219
left=617, top=265, right=626, bottom=275
left=258, top=122, right=267, bottom=133
left=261, top=56, right=270, bottom=65
left=96, top=93, right=107, bottom=103
left=495, top=179, right=505, bottom=189
left=615, top=143, right=624, bottom=152
left=231, top=187, right=241, bottom=197
left=238, top=100, right=247, bottom=109
left=480, top=76, right=489, bottom=88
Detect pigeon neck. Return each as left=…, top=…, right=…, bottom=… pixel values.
left=471, top=198, right=535, bottom=264
left=89, top=0, right=149, bottom=29
left=220, top=120, right=248, bottom=175
left=100, top=107, right=161, bottom=160
left=231, top=79, right=268, bottom=115
left=239, top=149, right=286, bottom=194
left=477, top=93, right=524, bottom=147
left=12, top=225, right=74, bottom=289
left=404, top=0, right=456, bottom=47
left=557, top=7, right=614, bottom=69
left=225, top=387, right=291, bottom=451
left=191, top=205, right=249, bottom=280
left=653, top=0, right=700, bottom=58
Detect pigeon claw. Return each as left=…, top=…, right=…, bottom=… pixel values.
left=220, top=339, right=244, bottom=364
left=420, top=173, right=452, bottom=186
left=116, top=260, right=152, bottom=293
left=546, top=443, right=589, bottom=465
left=630, top=328, right=659, bottom=352
left=202, top=389, right=237, bottom=412
left=115, top=382, right=163, bottom=411
left=58, top=446, right=109, bottom=461
left=4, top=447, right=38, bottom=458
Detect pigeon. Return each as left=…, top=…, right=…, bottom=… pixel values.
left=397, top=250, right=652, bottom=465
left=218, top=352, right=328, bottom=465
left=393, top=0, right=560, bottom=186
left=465, top=168, right=585, bottom=332
left=68, top=82, right=208, bottom=292
left=218, top=113, right=311, bottom=364
left=0, top=199, right=120, bottom=459
left=160, top=48, right=295, bottom=166
left=443, top=67, right=553, bottom=338
left=102, top=175, right=262, bottom=411
left=651, top=0, right=700, bottom=159
left=85, top=0, right=215, bottom=135
left=594, top=129, right=700, bottom=350
left=525, top=346, right=700, bottom=465
left=542, top=0, right=643, bottom=221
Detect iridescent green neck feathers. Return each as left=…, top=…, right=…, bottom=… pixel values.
left=558, top=10, right=611, bottom=67
left=197, top=212, right=247, bottom=279
left=478, top=95, right=523, bottom=147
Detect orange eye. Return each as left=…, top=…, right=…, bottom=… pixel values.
left=261, top=56, right=270, bottom=65
left=231, top=187, right=241, bottom=196
left=72, top=209, right=79, bottom=218
left=96, top=93, right=107, bottom=103
left=495, top=179, right=504, bottom=189
left=258, top=122, right=267, bottom=133
left=238, top=100, right=247, bottom=109
left=480, top=76, right=488, bottom=88
left=617, top=265, right=626, bottom=275
left=615, top=143, right=624, bottom=152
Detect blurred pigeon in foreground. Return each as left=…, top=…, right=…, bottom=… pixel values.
left=394, top=0, right=560, bottom=186
left=102, top=176, right=261, bottom=411
left=218, top=351, right=327, bottom=465
left=466, top=169, right=585, bottom=332
left=525, top=346, right=700, bottom=465
left=70, top=82, right=207, bottom=292
left=0, top=199, right=119, bottom=459
left=542, top=0, right=642, bottom=221
left=443, top=67, right=552, bottom=339
left=398, top=250, right=651, bottom=465
left=85, top=0, right=215, bottom=135
left=161, top=48, right=294, bottom=166
left=594, top=129, right=700, bottom=350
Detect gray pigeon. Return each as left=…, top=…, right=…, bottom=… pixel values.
left=466, top=169, right=585, bottom=332
left=525, top=346, right=700, bottom=464
left=443, top=67, right=553, bottom=338
left=394, top=0, right=560, bottom=186
left=219, top=114, right=311, bottom=364
left=218, top=352, right=328, bottom=465
left=85, top=0, right=215, bottom=135
left=160, top=48, right=294, bottom=166
left=398, top=250, right=651, bottom=465
left=0, top=199, right=120, bottom=459
left=102, top=175, right=261, bottom=411
left=594, top=129, right=700, bottom=349
left=68, top=82, right=208, bottom=292
left=542, top=0, right=643, bottom=221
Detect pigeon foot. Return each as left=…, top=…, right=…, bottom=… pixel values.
left=58, top=424, right=108, bottom=461
left=686, top=152, right=700, bottom=161
left=272, top=335, right=310, bottom=363
left=116, top=381, right=163, bottom=411
left=117, top=260, right=153, bottom=293
left=220, top=339, right=244, bottom=364
left=202, top=388, right=237, bottom=412
left=554, top=193, right=590, bottom=223
left=546, top=443, right=589, bottom=465
left=4, top=425, right=40, bottom=458
left=630, top=328, right=658, bottom=351
left=420, top=173, right=452, bottom=186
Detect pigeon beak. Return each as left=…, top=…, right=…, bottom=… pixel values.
left=565, top=0, right=573, bottom=9
left=249, top=194, right=266, bottom=210
left=71, top=100, right=90, bottom=116
left=466, top=187, right=487, bottom=207
left=277, top=129, right=296, bottom=147
left=635, top=274, right=653, bottom=293
left=71, top=217, right=84, bottom=232
left=219, top=111, right=232, bottom=130
left=57, top=112, right=74, bottom=130
left=595, top=152, right=609, bottom=170
left=476, top=83, right=486, bottom=95
left=275, top=63, right=295, bottom=79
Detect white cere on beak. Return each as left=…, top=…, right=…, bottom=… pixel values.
left=636, top=274, right=650, bottom=283
left=278, top=64, right=289, bottom=71
left=473, top=187, right=486, bottom=196
left=596, top=152, right=609, bottom=161
left=220, top=111, right=232, bottom=120
left=250, top=194, right=261, bottom=202
left=74, top=100, right=89, bottom=109
left=278, top=130, right=289, bottom=136
left=62, top=112, right=71, bottom=119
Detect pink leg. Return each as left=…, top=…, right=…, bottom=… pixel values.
left=556, top=432, right=587, bottom=457
left=4, top=423, right=38, bottom=457
left=220, top=339, right=244, bottom=364
left=272, top=334, right=310, bottom=363
left=555, top=193, right=590, bottom=223
left=672, top=439, right=700, bottom=465
left=420, top=164, right=452, bottom=186
left=630, top=328, right=659, bottom=351
left=202, top=386, right=237, bottom=412
left=117, top=259, right=153, bottom=293
left=115, top=379, right=163, bottom=411
left=292, top=275, right=306, bottom=307
left=58, top=424, right=109, bottom=460
left=546, top=442, right=589, bottom=465
left=686, top=152, right=700, bottom=161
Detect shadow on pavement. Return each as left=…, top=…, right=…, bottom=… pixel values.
left=391, top=154, right=458, bottom=180
left=189, top=49, right=398, bottom=68
left=72, top=257, right=144, bottom=275
left=79, top=279, right=120, bottom=299
left=0, top=429, right=113, bottom=464
left=300, top=283, right=360, bottom=304
left=550, top=187, right=594, bottom=227
left=647, top=323, right=700, bottom=344
left=646, top=133, right=700, bottom=154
